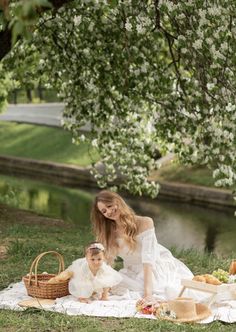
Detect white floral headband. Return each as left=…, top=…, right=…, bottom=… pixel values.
left=87, top=243, right=105, bottom=251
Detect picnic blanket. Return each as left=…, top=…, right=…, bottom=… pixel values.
left=1, top=281, right=236, bottom=323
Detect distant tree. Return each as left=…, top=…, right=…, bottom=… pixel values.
left=1, top=1, right=236, bottom=197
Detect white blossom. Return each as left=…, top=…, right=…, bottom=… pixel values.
left=73, top=15, right=82, bottom=26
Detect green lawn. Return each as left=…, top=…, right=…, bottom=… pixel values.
left=0, top=204, right=235, bottom=331
left=0, top=122, right=99, bottom=166
left=0, top=122, right=232, bottom=190
left=151, top=162, right=217, bottom=188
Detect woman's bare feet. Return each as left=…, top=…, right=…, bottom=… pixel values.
left=78, top=297, right=91, bottom=303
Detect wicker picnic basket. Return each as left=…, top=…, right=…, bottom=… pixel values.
left=23, top=251, right=69, bottom=299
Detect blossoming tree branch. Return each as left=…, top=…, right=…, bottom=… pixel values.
left=1, top=0, right=236, bottom=198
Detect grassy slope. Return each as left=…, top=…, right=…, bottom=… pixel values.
left=0, top=205, right=235, bottom=332
left=0, top=122, right=221, bottom=188
left=0, top=122, right=99, bottom=166
left=151, top=162, right=217, bottom=188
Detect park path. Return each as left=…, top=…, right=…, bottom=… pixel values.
left=0, top=103, right=91, bottom=131
left=0, top=103, right=64, bottom=127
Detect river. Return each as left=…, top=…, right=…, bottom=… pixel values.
left=0, top=174, right=235, bottom=255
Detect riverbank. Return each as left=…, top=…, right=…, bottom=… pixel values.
left=0, top=203, right=234, bottom=332
left=0, top=154, right=234, bottom=210
left=0, top=122, right=98, bottom=166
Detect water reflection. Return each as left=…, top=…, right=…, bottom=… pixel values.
left=0, top=174, right=235, bottom=255
left=0, top=175, right=92, bottom=225
left=131, top=199, right=236, bottom=255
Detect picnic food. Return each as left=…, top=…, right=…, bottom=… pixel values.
left=193, top=275, right=206, bottom=282
left=192, top=274, right=222, bottom=285
left=136, top=299, right=155, bottom=315
left=23, top=251, right=70, bottom=299
left=204, top=274, right=222, bottom=285
left=47, top=270, right=73, bottom=284
left=229, top=260, right=236, bottom=275
left=212, top=269, right=229, bottom=283
left=192, top=268, right=235, bottom=285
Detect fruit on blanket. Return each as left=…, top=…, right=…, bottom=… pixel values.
left=229, top=260, right=236, bottom=275
left=141, top=305, right=154, bottom=315
left=212, top=269, right=229, bottom=283
left=136, top=300, right=154, bottom=314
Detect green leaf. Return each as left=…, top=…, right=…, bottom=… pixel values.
left=108, top=0, right=118, bottom=8
left=11, top=20, right=24, bottom=45
left=22, top=2, right=37, bottom=21
left=0, top=12, right=7, bottom=30
left=34, top=0, right=53, bottom=8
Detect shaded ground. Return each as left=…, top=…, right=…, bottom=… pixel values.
left=0, top=203, right=66, bottom=228
left=0, top=203, right=68, bottom=261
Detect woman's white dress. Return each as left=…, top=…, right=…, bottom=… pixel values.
left=67, top=258, right=122, bottom=298
left=116, top=228, right=193, bottom=300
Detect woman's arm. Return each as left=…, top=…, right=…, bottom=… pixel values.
left=143, top=263, right=153, bottom=298
left=137, top=216, right=156, bottom=304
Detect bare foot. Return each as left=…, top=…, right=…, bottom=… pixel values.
left=100, top=296, right=109, bottom=301
left=78, top=297, right=91, bottom=303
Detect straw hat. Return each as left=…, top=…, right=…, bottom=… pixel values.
left=155, top=297, right=211, bottom=323
left=18, top=298, right=55, bottom=308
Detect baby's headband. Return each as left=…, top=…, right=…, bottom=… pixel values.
left=88, top=243, right=105, bottom=251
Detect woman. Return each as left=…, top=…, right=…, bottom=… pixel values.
left=91, top=190, right=193, bottom=304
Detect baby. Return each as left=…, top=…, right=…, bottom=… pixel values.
left=67, top=242, right=122, bottom=303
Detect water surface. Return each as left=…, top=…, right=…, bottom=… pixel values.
left=0, top=174, right=235, bottom=255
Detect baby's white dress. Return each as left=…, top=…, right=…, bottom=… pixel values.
left=116, top=228, right=193, bottom=300
left=67, top=258, right=123, bottom=298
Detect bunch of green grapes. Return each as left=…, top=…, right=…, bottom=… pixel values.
left=212, top=269, right=229, bottom=283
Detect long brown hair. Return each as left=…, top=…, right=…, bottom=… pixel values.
left=91, top=190, right=138, bottom=259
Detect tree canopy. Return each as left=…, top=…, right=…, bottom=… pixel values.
left=1, top=0, right=236, bottom=197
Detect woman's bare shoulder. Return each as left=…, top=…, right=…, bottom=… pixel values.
left=135, top=216, right=154, bottom=234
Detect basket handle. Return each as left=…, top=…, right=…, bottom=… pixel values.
left=28, top=251, right=65, bottom=285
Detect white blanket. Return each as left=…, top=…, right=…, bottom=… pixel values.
left=1, top=282, right=236, bottom=323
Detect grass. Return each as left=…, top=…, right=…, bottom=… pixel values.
left=0, top=204, right=236, bottom=331
left=0, top=122, right=223, bottom=189
left=151, top=162, right=217, bottom=188
left=0, top=122, right=99, bottom=166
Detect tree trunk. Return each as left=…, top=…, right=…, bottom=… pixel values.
left=26, top=89, right=32, bottom=103
left=0, top=29, right=12, bottom=61
left=13, top=89, right=18, bottom=104
left=38, top=83, right=43, bottom=100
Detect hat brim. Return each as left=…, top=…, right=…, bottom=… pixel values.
left=18, top=298, right=55, bottom=308
left=156, top=303, right=212, bottom=323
